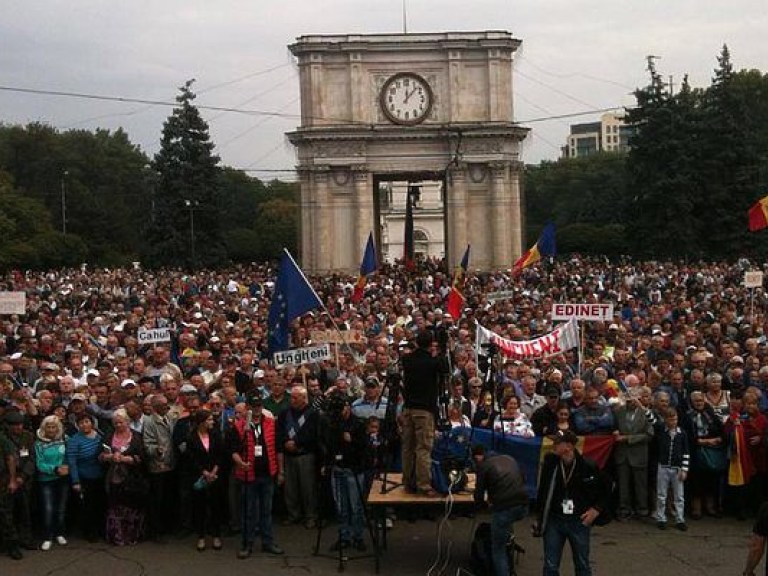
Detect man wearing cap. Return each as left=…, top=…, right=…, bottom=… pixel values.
left=351, top=377, right=387, bottom=421
left=321, top=393, right=369, bottom=552
left=4, top=410, right=36, bottom=553
left=473, top=445, right=528, bottom=576
left=534, top=430, right=608, bottom=576
left=229, top=393, right=284, bottom=558
left=531, top=386, right=562, bottom=437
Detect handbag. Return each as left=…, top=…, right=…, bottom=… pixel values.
left=698, top=445, right=728, bottom=472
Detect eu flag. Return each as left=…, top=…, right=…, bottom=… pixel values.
left=267, top=250, right=322, bottom=354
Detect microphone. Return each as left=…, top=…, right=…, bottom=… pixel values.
left=246, top=409, right=253, bottom=429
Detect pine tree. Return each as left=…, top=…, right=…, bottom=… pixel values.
left=625, top=58, right=701, bottom=257
left=698, top=45, right=763, bottom=257
left=147, top=80, right=225, bottom=268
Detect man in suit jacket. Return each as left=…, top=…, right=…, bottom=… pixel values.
left=613, top=389, right=654, bottom=519
left=142, top=393, right=177, bottom=542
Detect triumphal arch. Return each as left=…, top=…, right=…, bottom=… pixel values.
left=287, top=31, right=528, bottom=273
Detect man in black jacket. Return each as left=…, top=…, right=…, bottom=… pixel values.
left=321, top=394, right=369, bottom=552
left=534, top=430, right=607, bottom=576
left=276, top=385, right=321, bottom=529
left=400, top=331, right=448, bottom=495
left=473, top=446, right=529, bottom=576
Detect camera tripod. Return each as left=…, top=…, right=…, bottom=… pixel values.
left=313, top=461, right=376, bottom=571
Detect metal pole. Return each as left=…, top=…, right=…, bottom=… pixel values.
left=61, top=170, right=68, bottom=234
left=190, top=204, right=195, bottom=265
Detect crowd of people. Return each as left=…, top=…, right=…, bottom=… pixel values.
left=0, top=256, right=767, bottom=568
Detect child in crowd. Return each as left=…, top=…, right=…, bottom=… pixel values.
left=655, top=407, right=690, bottom=531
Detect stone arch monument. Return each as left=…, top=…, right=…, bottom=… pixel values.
left=287, top=31, right=528, bottom=273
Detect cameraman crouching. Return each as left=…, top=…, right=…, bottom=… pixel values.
left=321, top=394, right=369, bottom=552
left=473, top=445, right=529, bottom=576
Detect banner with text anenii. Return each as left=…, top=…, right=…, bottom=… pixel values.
left=475, top=318, right=579, bottom=360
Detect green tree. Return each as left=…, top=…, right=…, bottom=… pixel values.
left=625, top=59, right=702, bottom=257
left=698, top=46, right=765, bottom=257
left=147, top=80, right=224, bottom=268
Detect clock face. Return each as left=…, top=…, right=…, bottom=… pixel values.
left=380, top=73, right=433, bottom=125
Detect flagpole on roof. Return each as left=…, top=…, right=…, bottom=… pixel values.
left=282, top=248, right=362, bottom=364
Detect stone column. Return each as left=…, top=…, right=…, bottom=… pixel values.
left=352, top=164, right=372, bottom=258
left=490, top=161, right=510, bottom=268
left=298, top=168, right=314, bottom=270
left=313, top=166, right=331, bottom=271
left=509, top=161, right=524, bottom=260
left=446, top=165, right=467, bottom=267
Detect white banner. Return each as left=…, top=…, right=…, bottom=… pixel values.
left=137, top=327, right=172, bottom=345
left=476, top=318, right=580, bottom=360
left=0, top=292, right=26, bottom=315
left=273, top=344, right=332, bottom=369
left=486, top=290, right=516, bottom=303
left=551, top=303, right=614, bottom=322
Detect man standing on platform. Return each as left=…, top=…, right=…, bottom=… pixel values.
left=400, top=331, right=448, bottom=496
left=473, top=445, right=529, bottom=576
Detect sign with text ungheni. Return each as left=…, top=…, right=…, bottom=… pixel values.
left=551, top=303, right=614, bottom=322
left=273, top=344, right=332, bottom=369
left=137, top=327, right=172, bottom=345
left=0, top=292, right=26, bottom=315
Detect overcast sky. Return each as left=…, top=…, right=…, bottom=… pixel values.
left=1, top=1, right=767, bottom=181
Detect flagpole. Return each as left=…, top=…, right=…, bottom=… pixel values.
left=282, top=248, right=362, bottom=363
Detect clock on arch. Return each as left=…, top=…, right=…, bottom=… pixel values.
left=379, top=72, right=433, bottom=125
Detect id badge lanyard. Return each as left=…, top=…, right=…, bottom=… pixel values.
left=560, top=460, right=576, bottom=515
left=253, top=423, right=263, bottom=458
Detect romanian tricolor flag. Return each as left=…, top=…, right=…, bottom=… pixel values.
left=727, top=422, right=756, bottom=487
left=351, top=232, right=377, bottom=304
left=512, top=222, right=557, bottom=277
left=446, top=244, right=470, bottom=319
left=446, top=428, right=615, bottom=498
left=748, top=195, right=768, bottom=232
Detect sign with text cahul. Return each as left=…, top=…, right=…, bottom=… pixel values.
left=551, top=303, right=614, bottom=322
left=137, top=327, right=172, bottom=345
left=744, top=271, right=764, bottom=289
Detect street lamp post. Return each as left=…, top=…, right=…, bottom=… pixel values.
left=184, top=199, right=199, bottom=265
left=61, top=170, right=68, bottom=234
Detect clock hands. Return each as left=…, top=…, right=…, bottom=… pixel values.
left=404, top=87, right=418, bottom=104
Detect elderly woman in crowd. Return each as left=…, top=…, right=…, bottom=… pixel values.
left=684, top=390, right=726, bottom=518
left=493, top=395, right=534, bottom=438
left=35, top=415, right=69, bottom=551
left=705, top=372, right=731, bottom=423
left=66, top=413, right=106, bottom=542
left=101, top=408, right=147, bottom=546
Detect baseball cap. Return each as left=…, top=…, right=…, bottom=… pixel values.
left=552, top=430, right=578, bottom=445
left=180, top=383, right=198, bottom=394
left=120, top=379, right=137, bottom=388
left=247, top=392, right=264, bottom=406
left=86, top=369, right=99, bottom=378
left=544, top=385, right=561, bottom=398
left=70, top=393, right=88, bottom=402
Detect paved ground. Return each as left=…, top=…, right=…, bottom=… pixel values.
left=2, top=513, right=756, bottom=576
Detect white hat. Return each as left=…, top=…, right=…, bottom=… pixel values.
left=86, top=369, right=99, bottom=378
left=120, top=379, right=137, bottom=388
left=180, top=383, right=198, bottom=394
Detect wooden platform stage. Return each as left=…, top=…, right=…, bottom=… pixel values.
left=366, top=473, right=476, bottom=573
